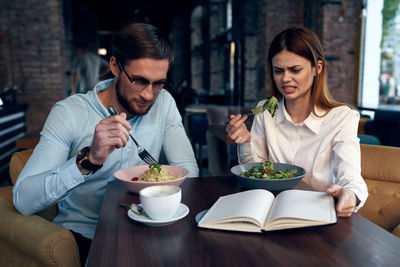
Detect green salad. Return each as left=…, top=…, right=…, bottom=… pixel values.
left=240, top=161, right=297, bottom=179
left=251, top=96, right=279, bottom=117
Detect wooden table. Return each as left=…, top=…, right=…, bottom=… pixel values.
left=87, top=177, right=400, bottom=267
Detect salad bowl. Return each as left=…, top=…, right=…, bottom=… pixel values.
left=231, top=162, right=306, bottom=191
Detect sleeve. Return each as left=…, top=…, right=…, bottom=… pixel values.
left=238, top=104, right=269, bottom=164
left=13, top=103, right=87, bottom=215
left=331, top=110, right=368, bottom=211
left=160, top=94, right=199, bottom=177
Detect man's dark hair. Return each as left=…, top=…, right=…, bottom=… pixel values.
left=111, top=23, right=174, bottom=69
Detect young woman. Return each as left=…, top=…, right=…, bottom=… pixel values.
left=226, top=27, right=368, bottom=217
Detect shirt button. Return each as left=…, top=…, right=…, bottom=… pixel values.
left=72, top=179, right=78, bottom=184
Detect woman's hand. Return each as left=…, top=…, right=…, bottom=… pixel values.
left=89, top=112, right=131, bottom=165
left=326, top=184, right=359, bottom=217
left=225, top=114, right=251, bottom=144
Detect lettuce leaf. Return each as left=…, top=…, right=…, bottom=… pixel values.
left=251, top=96, right=279, bottom=117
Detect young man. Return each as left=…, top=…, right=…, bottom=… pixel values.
left=13, top=23, right=199, bottom=264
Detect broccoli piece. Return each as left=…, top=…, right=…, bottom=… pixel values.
left=149, top=162, right=161, bottom=173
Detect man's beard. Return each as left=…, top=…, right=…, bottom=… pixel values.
left=116, top=80, right=151, bottom=116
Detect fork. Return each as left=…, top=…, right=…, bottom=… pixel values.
left=107, top=106, right=158, bottom=165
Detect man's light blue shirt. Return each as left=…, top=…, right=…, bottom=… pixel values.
left=13, top=79, right=199, bottom=239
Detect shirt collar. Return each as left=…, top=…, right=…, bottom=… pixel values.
left=275, top=99, right=326, bottom=135
left=304, top=106, right=325, bottom=134
left=86, top=79, right=115, bottom=119
left=94, top=78, right=114, bottom=93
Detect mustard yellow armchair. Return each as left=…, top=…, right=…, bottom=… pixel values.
left=358, top=144, right=400, bottom=238
left=0, top=149, right=80, bottom=267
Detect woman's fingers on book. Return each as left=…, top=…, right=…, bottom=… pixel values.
left=334, top=188, right=357, bottom=217
left=336, top=208, right=353, bottom=217
left=336, top=202, right=354, bottom=217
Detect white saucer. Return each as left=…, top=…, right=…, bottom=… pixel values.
left=127, top=203, right=189, bottom=226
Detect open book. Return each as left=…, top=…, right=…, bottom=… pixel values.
left=198, top=189, right=337, bottom=232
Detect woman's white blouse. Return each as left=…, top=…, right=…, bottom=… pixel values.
left=238, top=100, right=368, bottom=211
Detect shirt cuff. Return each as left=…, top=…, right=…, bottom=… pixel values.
left=238, top=142, right=253, bottom=164
left=57, top=157, right=87, bottom=189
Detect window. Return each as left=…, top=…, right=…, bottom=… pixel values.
left=360, top=0, right=400, bottom=110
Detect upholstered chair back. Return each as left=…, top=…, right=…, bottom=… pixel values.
left=358, top=144, right=400, bottom=237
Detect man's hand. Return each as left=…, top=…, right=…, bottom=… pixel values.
left=326, top=184, right=358, bottom=217
left=88, top=112, right=131, bottom=165
left=225, top=114, right=251, bottom=144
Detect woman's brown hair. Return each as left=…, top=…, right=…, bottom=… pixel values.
left=267, top=27, right=349, bottom=114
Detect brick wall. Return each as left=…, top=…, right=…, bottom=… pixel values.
left=190, top=6, right=204, bottom=91
left=208, top=1, right=226, bottom=95
left=0, top=0, right=70, bottom=134
left=320, top=0, right=362, bottom=104
left=262, top=0, right=306, bottom=101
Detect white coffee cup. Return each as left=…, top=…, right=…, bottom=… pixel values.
left=139, top=185, right=181, bottom=220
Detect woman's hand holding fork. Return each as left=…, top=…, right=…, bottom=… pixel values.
left=225, top=114, right=252, bottom=144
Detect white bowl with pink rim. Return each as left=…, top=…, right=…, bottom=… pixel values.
left=114, top=165, right=189, bottom=194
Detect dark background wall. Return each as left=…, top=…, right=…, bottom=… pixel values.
left=0, top=0, right=363, bottom=134
left=0, top=0, right=71, bottom=134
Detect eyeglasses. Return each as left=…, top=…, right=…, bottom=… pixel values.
left=117, top=61, right=170, bottom=91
